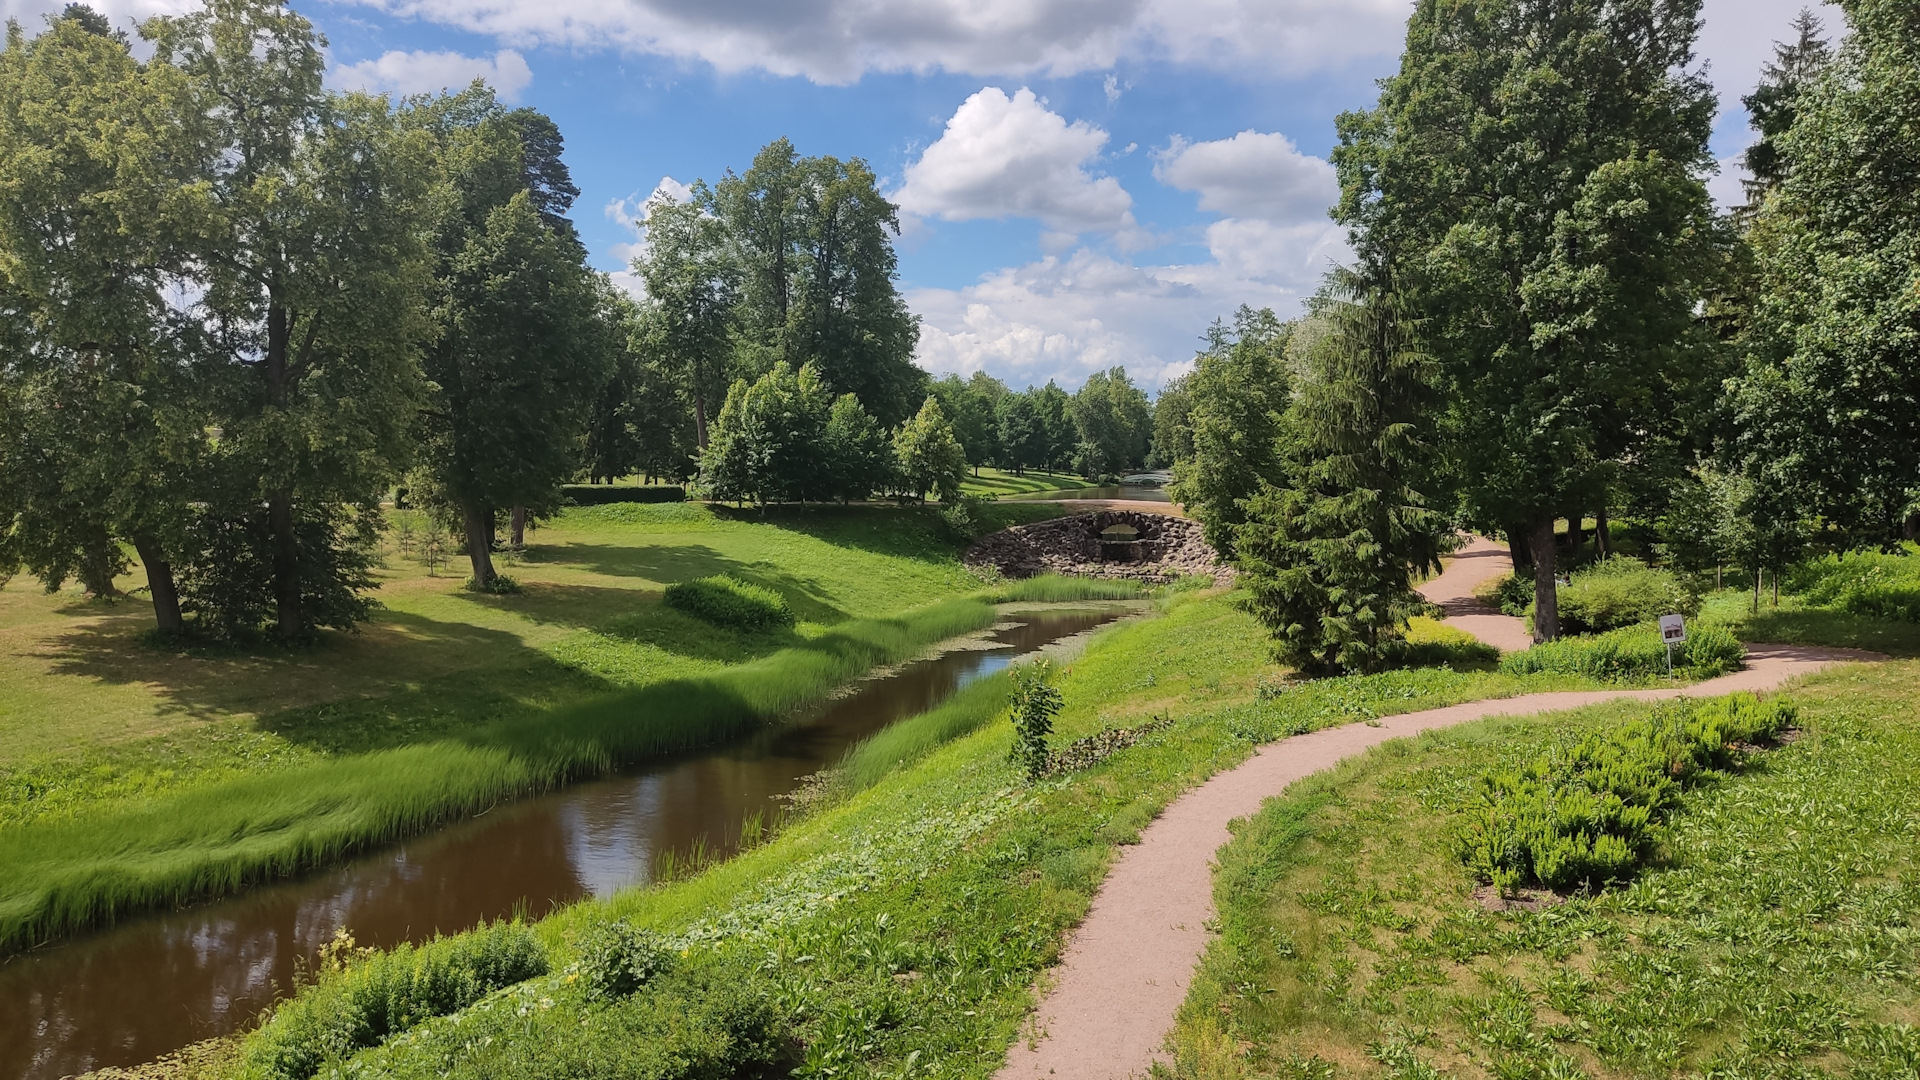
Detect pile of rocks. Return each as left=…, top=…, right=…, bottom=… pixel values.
left=965, top=510, right=1227, bottom=584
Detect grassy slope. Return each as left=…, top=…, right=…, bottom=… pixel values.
left=959, top=467, right=1092, bottom=498
left=0, top=502, right=1059, bottom=827
left=1172, top=660, right=1919, bottom=1080
left=209, top=592, right=1617, bottom=1080
left=1699, top=587, right=1920, bottom=657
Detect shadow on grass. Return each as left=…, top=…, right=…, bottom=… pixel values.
left=1729, top=607, right=1920, bottom=658
left=537, top=544, right=847, bottom=625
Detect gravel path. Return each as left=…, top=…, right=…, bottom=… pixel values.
left=994, top=545, right=1883, bottom=1080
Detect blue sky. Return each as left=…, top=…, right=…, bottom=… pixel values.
left=22, top=0, right=1822, bottom=392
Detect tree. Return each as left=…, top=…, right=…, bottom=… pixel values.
left=1233, top=274, right=1446, bottom=675
left=150, top=0, right=432, bottom=639
left=1334, top=0, right=1726, bottom=641
left=584, top=291, right=643, bottom=484
left=1741, top=10, right=1833, bottom=208
left=696, top=361, right=833, bottom=505
left=995, top=391, right=1047, bottom=476
left=822, top=393, right=891, bottom=502
left=893, top=396, right=967, bottom=504
left=1149, top=374, right=1193, bottom=469
left=1168, top=308, right=1291, bottom=559
left=708, top=140, right=924, bottom=425
left=0, top=7, right=208, bottom=630
left=410, top=88, right=608, bottom=589
left=633, top=192, right=736, bottom=449
left=1732, top=0, right=1920, bottom=550
left=1070, top=367, right=1152, bottom=479
left=1033, top=381, right=1076, bottom=472
left=931, top=373, right=1002, bottom=475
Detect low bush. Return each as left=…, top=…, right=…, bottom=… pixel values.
left=1451, top=694, right=1794, bottom=892
left=1499, top=623, right=1743, bottom=682
left=1473, top=570, right=1535, bottom=617
left=243, top=920, right=547, bottom=1080
left=562, top=485, right=686, bottom=506
left=663, top=576, right=795, bottom=633
left=574, top=920, right=674, bottom=1003
left=1791, top=548, right=1920, bottom=623
left=1399, top=615, right=1500, bottom=668
left=1555, top=556, right=1697, bottom=634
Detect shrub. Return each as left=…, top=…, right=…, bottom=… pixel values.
left=1555, top=557, right=1697, bottom=634
left=1473, top=571, right=1535, bottom=617
left=1791, top=548, right=1920, bottom=623
left=1399, top=615, right=1500, bottom=668
left=939, top=493, right=997, bottom=540
left=575, top=920, right=674, bottom=1003
left=662, top=576, right=795, bottom=633
left=242, top=920, right=547, bottom=1080
left=1451, top=694, right=1794, bottom=893
left=1499, top=624, right=1743, bottom=682
left=1008, top=661, right=1063, bottom=781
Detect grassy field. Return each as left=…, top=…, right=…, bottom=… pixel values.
left=175, top=589, right=1629, bottom=1080
left=0, top=501, right=1061, bottom=827
left=1170, top=660, right=1918, bottom=1080
left=959, top=467, right=1093, bottom=498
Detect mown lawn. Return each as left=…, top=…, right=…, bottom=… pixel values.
left=0, top=501, right=1058, bottom=827
left=959, top=467, right=1091, bottom=498
left=191, top=590, right=1615, bottom=1080
left=1171, top=660, right=1920, bottom=1080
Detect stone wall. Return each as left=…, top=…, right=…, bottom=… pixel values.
left=965, top=511, right=1227, bottom=583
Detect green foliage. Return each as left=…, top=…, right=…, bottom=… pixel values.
left=1473, top=570, right=1535, bottom=617
left=698, top=361, right=842, bottom=504
left=1499, top=623, right=1744, bottom=682
left=936, top=493, right=996, bottom=541
left=1168, top=307, right=1291, bottom=558
left=1233, top=279, right=1445, bottom=675
left=892, top=395, right=967, bottom=503
left=931, top=372, right=1006, bottom=470
left=1399, top=615, right=1500, bottom=669
left=629, top=192, right=737, bottom=453
left=1738, top=9, right=1833, bottom=206
left=1008, top=661, right=1063, bottom=780
left=574, top=920, right=675, bottom=1003
left=662, top=575, right=795, bottom=633
left=242, top=920, right=548, bottom=1080
left=1790, top=548, right=1920, bottom=623
left=988, top=575, right=1148, bottom=603
left=1069, top=366, right=1152, bottom=478
left=173, top=501, right=382, bottom=642
left=1336, top=0, right=1729, bottom=640
left=1452, top=695, right=1794, bottom=892
left=822, top=392, right=893, bottom=502
left=1556, top=557, right=1697, bottom=635
left=1732, top=0, right=1920, bottom=547
left=834, top=670, right=1012, bottom=794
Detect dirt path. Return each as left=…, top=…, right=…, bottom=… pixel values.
left=1417, top=536, right=1534, bottom=652
left=994, top=549, right=1883, bottom=1080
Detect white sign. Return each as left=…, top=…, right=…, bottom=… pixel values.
left=1660, top=614, right=1687, bottom=645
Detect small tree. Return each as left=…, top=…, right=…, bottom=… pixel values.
left=823, top=393, right=891, bottom=502
left=696, top=361, right=834, bottom=505
left=893, top=396, right=967, bottom=503
left=1168, top=308, right=1291, bottom=559
left=1009, top=661, right=1063, bottom=781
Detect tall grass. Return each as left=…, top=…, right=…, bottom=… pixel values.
left=1791, top=547, right=1920, bottom=623
left=0, top=598, right=998, bottom=953
left=834, top=671, right=1014, bottom=793
left=1500, top=623, right=1744, bottom=681
left=989, top=574, right=1149, bottom=603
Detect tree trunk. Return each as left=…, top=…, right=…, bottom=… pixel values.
left=510, top=506, right=526, bottom=549
left=268, top=492, right=302, bottom=637
left=463, top=503, right=496, bottom=589
left=1529, top=518, right=1561, bottom=643
left=132, top=534, right=183, bottom=635
left=1563, top=513, right=1584, bottom=554
left=1753, top=566, right=1762, bottom=614
left=1596, top=508, right=1611, bottom=558
left=1506, top=526, right=1533, bottom=573
left=692, top=385, right=710, bottom=450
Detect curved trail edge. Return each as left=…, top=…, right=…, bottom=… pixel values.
left=995, top=538, right=1885, bottom=1080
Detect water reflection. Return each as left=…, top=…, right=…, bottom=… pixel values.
left=0, top=608, right=1124, bottom=1080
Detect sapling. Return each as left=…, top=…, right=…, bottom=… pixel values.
left=1009, top=661, right=1063, bottom=780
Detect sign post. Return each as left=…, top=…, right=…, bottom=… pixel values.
left=1659, top=614, right=1687, bottom=677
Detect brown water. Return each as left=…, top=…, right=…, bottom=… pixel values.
left=0, top=608, right=1126, bottom=1080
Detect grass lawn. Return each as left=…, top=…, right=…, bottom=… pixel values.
left=1699, top=588, right=1920, bottom=658
left=959, top=467, right=1093, bottom=498
left=1171, top=659, right=1919, bottom=1080
left=0, top=501, right=1060, bottom=826
left=198, top=590, right=1623, bottom=1080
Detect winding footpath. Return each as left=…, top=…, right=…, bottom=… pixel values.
left=994, top=537, right=1884, bottom=1080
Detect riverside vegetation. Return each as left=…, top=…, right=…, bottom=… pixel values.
left=0, top=500, right=1072, bottom=949
left=154, top=587, right=1635, bottom=1080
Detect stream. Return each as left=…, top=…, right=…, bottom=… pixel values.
left=1, top=606, right=1129, bottom=1080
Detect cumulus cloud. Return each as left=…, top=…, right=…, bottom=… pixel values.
left=1154, top=130, right=1337, bottom=223
left=334, top=0, right=1410, bottom=84
left=894, top=87, right=1135, bottom=236
left=602, top=177, right=695, bottom=294
left=329, top=48, right=533, bottom=101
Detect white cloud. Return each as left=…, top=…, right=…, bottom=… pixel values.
left=336, top=0, right=1410, bottom=85
left=1154, top=130, right=1337, bottom=223
left=329, top=48, right=533, bottom=101
left=894, top=87, right=1135, bottom=236
left=1707, top=152, right=1750, bottom=213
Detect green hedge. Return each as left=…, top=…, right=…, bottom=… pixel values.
left=663, top=576, right=796, bottom=633
left=1451, top=694, right=1794, bottom=892
left=1499, top=623, right=1743, bottom=682
left=562, top=485, right=686, bottom=505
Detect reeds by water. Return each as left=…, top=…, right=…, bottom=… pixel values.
left=0, top=598, right=998, bottom=953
